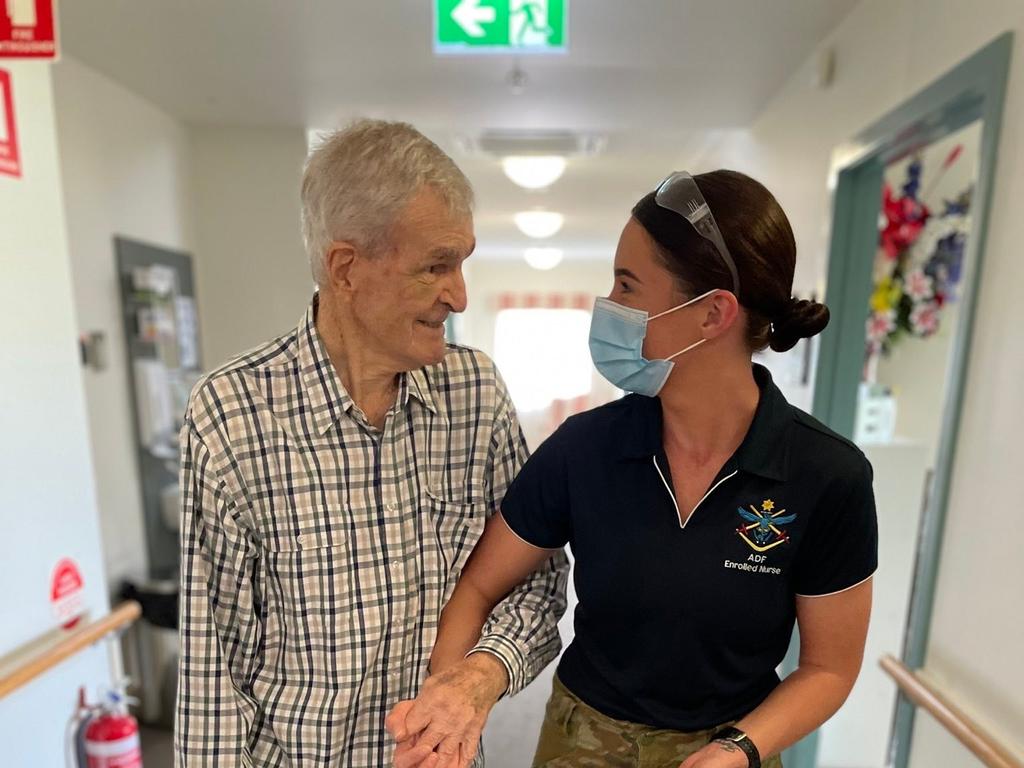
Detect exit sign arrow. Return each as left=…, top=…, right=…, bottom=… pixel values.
left=451, top=0, right=497, bottom=38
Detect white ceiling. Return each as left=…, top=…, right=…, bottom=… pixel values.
left=60, top=1, right=858, bottom=261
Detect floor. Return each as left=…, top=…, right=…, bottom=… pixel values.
left=141, top=725, right=174, bottom=768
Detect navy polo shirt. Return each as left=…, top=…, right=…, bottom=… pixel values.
left=500, top=365, right=878, bottom=731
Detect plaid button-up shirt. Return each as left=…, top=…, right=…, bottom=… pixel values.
left=175, top=299, right=569, bottom=767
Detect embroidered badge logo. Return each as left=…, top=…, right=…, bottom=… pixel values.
left=736, top=499, right=797, bottom=553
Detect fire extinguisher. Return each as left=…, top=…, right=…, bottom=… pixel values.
left=83, top=688, right=143, bottom=768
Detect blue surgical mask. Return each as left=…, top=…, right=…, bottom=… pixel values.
left=588, top=290, right=717, bottom=397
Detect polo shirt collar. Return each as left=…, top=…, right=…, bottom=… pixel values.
left=617, top=364, right=793, bottom=482
left=734, top=365, right=792, bottom=482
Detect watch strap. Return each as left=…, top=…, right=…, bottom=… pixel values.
left=709, top=726, right=761, bottom=768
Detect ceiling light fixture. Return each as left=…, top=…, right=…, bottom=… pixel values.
left=523, top=248, right=564, bottom=271
left=502, top=155, right=567, bottom=190
left=514, top=210, right=564, bottom=239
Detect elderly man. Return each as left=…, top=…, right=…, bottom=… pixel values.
left=176, top=119, right=568, bottom=767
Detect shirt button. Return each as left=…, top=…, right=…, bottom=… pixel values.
left=296, top=534, right=307, bottom=545
left=384, top=502, right=397, bottom=513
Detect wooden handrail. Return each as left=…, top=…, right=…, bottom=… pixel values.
left=0, top=601, right=142, bottom=701
left=880, top=654, right=1023, bottom=768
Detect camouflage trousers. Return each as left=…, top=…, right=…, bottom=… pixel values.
left=531, top=676, right=783, bottom=768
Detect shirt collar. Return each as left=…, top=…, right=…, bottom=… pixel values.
left=297, top=295, right=438, bottom=436
left=734, top=365, right=792, bottom=481
left=405, top=366, right=438, bottom=415
left=617, top=364, right=793, bottom=481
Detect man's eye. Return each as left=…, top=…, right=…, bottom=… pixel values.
left=430, top=263, right=448, bottom=275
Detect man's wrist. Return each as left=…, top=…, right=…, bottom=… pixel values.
left=463, top=650, right=510, bottom=702
left=468, top=633, right=526, bottom=695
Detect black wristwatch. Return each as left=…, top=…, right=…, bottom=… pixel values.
left=709, top=726, right=761, bottom=768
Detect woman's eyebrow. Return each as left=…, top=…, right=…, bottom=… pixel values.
left=614, top=268, right=643, bottom=283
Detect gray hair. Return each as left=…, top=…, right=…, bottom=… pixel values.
left=301, top=119, right=474, bottom=284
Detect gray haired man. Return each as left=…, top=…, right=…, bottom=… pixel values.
left=175, top=119, right=568, bottom=767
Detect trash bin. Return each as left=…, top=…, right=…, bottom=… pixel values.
left=120, top=580, right=179, bottom=728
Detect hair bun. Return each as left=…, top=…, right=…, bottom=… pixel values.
left=768, top=298, right=830, bottom=353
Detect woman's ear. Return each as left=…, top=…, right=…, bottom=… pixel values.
left=701, top=291, right=742, bottom=339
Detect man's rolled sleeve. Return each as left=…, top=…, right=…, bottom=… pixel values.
left=470, top=555, right=568, bottom=696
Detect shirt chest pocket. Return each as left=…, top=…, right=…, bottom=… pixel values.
left=261, top=504, right=355, bottom=639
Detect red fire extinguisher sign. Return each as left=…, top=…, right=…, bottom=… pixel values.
left=0, top=0, right=58, bottom=59
left=50, top=557, right=85, bottom=629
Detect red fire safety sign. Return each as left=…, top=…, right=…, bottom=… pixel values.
left=0, top=0, right=58, bottom=59
left=0, top=68, right=19, bottom=178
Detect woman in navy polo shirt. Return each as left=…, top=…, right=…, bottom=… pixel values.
left=402, top=170, right=877, bottom=768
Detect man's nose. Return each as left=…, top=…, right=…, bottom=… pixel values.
left=442, top=268, right=468, bottom=314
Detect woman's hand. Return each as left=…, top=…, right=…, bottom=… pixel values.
left=678, top=740, right=750, bottom=768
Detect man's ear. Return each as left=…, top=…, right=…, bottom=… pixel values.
left=701, top=291, right=742, bottom=340
left=322, top=241, right=359, bottom=293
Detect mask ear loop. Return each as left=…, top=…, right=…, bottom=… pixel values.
left=665, top=338, right=707, bottom=361
left=649, top=289, right=718, bottom=321
left=649, top=289, right=717, bottom=361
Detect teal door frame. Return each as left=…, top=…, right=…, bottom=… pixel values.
left=786, top=32, right=1013, bottom=768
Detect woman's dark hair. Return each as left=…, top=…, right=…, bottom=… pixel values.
left=632, top=170, right=829, bottom=353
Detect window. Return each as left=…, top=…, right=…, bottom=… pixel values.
left=493, top=308, right=593, bottom=413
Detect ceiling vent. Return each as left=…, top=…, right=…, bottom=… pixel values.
left=456, top=130, right=606, bottom=158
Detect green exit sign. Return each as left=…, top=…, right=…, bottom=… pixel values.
left=434, top=0, right=568, bottom=54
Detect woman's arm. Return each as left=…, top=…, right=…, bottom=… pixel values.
left=385, top=514, right=558, bottom=768
left=683, top=578, right=872, bottom=768
left=429, top=511, right=557, bottom=674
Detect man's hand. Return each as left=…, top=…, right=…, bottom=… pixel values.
left=386, top=653, right=508, bottom=768
left=392, top=726, right=439, bottom=768
left=678, top=739, right=750, bottom=768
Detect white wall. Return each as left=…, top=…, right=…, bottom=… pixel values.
left=694, top=0, right=1024, bottom=763
left=189, top=125, right=312, bottom=368
left=50, top=62, right=311, bottom=589
left=52, top=54, right=196, bottom=590
left=0, top=60, right=113, bottom=768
